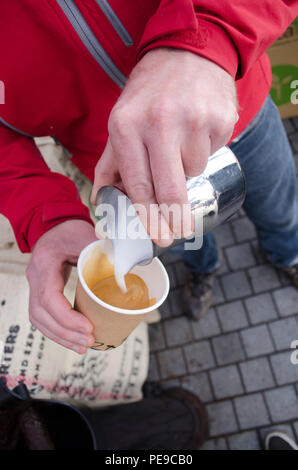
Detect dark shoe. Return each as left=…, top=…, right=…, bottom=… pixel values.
left=183, top=271, right=216, bottom=320
left=265, top=431, right=298, bottom=450
left=281, top=264, right=298, bottom=288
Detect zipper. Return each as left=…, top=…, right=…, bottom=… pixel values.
left=95, top=0, right=133, bottom=47
left=56, top=0, right=127, bottom=89
left=0, top=117, right=34, bottom=138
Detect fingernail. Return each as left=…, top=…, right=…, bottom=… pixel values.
left=72, top=345, right=82, bottom=353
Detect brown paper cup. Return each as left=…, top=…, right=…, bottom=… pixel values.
left=74, top=240, right=169, bottom=351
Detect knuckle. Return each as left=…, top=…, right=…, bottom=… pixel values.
left=108, top=106, right=134, bottom=137
left=54, top=324, right=67, bottom=340
left=193, top=105, right=209, bottom=128
left=147, top=99, right=176, bottom=126
left=39, top=288, right=50, bottom=309
left=185, top=158, right=207, bottom=177
left=211, top=105, right=237, bottom=136
left=159, top=184, right=184, bottom=205
left=131, top=180, right=155, bottom=202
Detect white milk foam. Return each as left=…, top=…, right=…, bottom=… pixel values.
left=97, top=199, right=154, bottom=293
left=98, top=239, right=127, bottom=293
left=112, top=237, right=154, bottom=293
left=99, top=238, right=153, bottom=294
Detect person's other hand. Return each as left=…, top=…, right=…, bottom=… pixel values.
left=26, top=220, right=97, bottom=354
left=91, top=48, right=238, bottom=246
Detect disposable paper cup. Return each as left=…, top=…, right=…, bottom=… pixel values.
left=74, top=240, right=170, bottom=351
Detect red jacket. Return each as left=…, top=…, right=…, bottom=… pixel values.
left=0, top=0, right=297, bottom=252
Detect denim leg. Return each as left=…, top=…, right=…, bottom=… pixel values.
left=170, top=232, right=220, bottom=273
left=229, top=95, right=298, bottom=267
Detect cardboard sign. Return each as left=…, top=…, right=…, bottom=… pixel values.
left=267, top=18, right=298, bottom=119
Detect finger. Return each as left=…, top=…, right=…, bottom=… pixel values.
left=111, top=133, right=174, bottom=247
left=32, top=316, right=90, bottom=354
left=148, top=139, right=193, bottom=239
left=35, top=264, right=94, bottom=335
left=181, top=132, right=211, bottom=178
left=91, top=140, right=119, bottom=205
left=29, top=299, right=94, bottom=350
left=209, top=106, right=239, bottom=154
left=132, top=201, right=174, bottom=247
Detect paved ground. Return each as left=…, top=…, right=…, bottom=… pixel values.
left=146, top=115, right=298, bottom=450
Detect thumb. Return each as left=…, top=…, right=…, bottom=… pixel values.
left=91, top=139, right=119, bottom=205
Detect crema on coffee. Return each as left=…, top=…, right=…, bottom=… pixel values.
left=83, top=248, right=155, bottom=310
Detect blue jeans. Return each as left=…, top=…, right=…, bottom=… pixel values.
left=173, top=95, right=298, bottom=272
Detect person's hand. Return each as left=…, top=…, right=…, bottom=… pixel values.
left=26, top=220, right=97, bottom=354
left=91, top=48, right=238, bottom=246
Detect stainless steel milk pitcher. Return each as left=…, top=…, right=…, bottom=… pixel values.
left=95, top=146, right=246, bottom=273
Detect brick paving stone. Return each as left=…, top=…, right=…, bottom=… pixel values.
left=293, top=116, right=298, bottom=129
left=159, top=378, right=181, bottom=389
left=157, top=348, right=186, bottom=379
left=240, top=325, right=275, bottom=358
left=200, top=438, right=228, bottom=450
left=214, top=223, right=235, bottom=248
left=269, top=318, right=298, bottom=351
left=148, top=354, right=160, bottom=382
left=228, top=431, right=261, bottom=450
left=283, top=119, right=295, bottom=134
left=265, top=386, right=298, bottom=422
left=159, top=251, right=182, bottom=265
left=273, top=287, right=298, bottom=317
left=290, top=132, right=298, bottom=152
left=270, top=351, right=298, bottom=385
left=248, top=265, right=280, bottom=294
left=211, top=278, right=225, bottom=305
left=221, top=271, right=252, bottom=301
left=244, top=293, right=278, bottom=325
left=216, top=300, right=249, bottom=332
left=232, top=217, right=257, bottom=243
left=148, top=322, right=166, bottom=352
left=191, top=308, right=221, bottom=340
left=163, top=316, right=193, bottom=347
left=159, top=298, right=171, bottom=319
left=184, top=341, right=215, bottom=373
left=239, top=357, right=275, bottom=392
left=212, top=332, right=245, bottom=366
left=168, top=288, right=185, bottom=317
left=217, top=249, right=230, bottom=275
left=206, top=401, right=238, bottom=437
left=165, top=264, right=178, bottom=289
left=180, top=372, right=214, bottom=403
left=210, top=365, right=244, bottom=399
left=234, top=394, right=270, bottom=429
left=225, top=243, right=256, bottom=271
